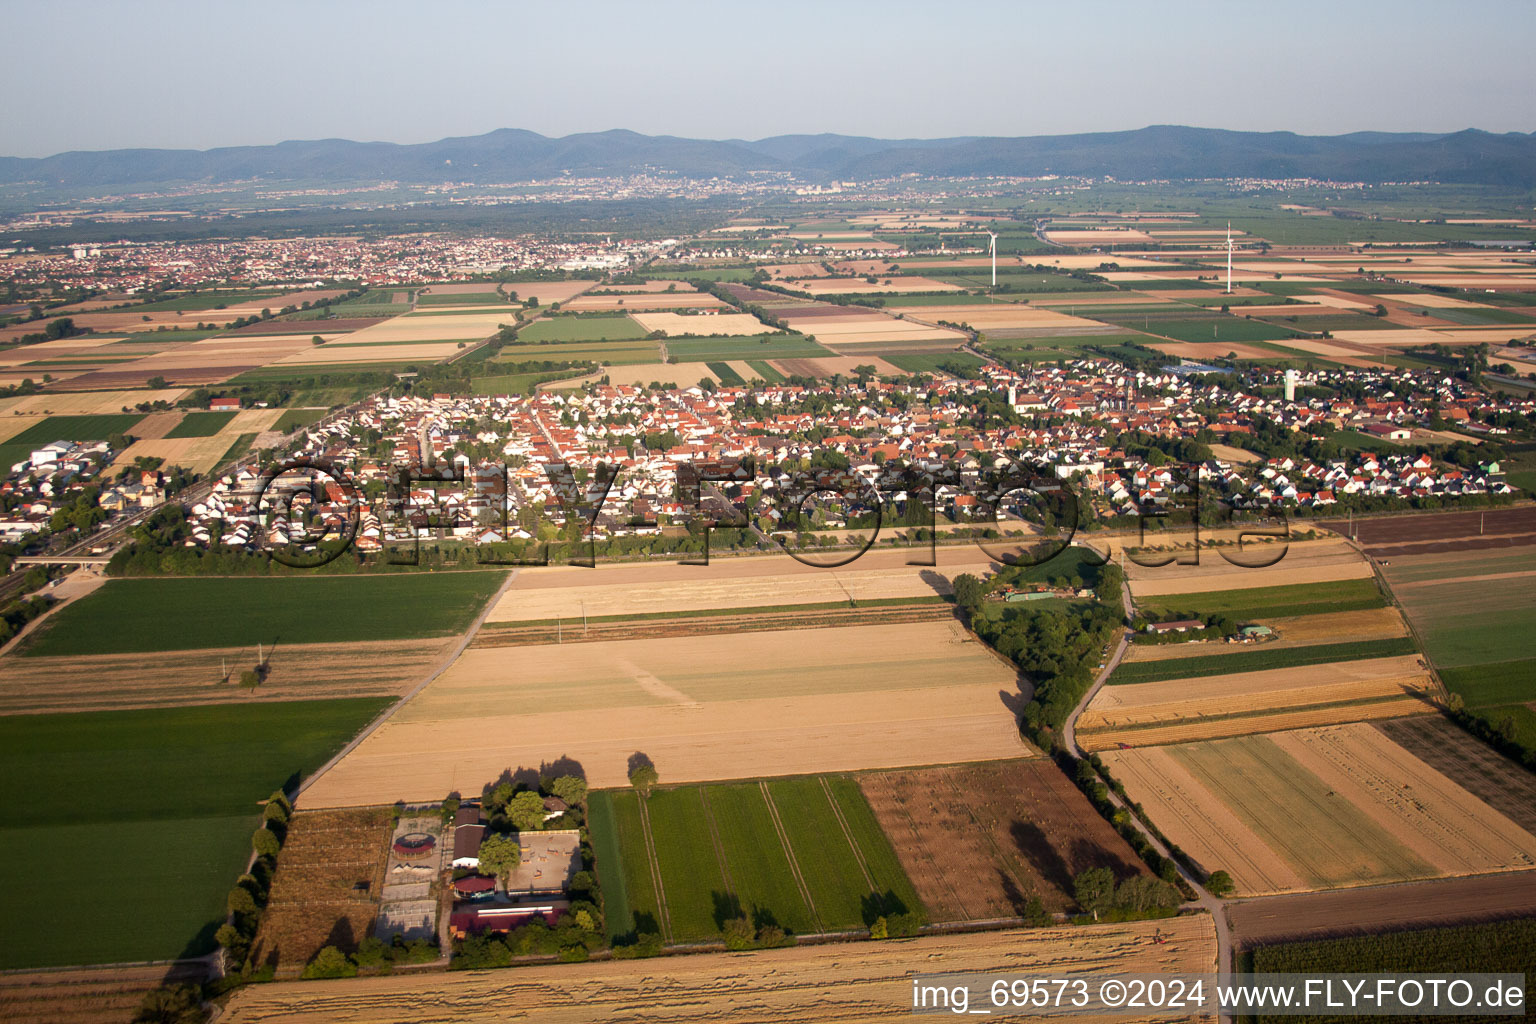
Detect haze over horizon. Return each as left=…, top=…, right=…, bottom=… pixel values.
left=3, top=0, right=1532, bottom=159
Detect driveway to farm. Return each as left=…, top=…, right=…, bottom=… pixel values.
left=1059, top=549, right=1234, bottom=1020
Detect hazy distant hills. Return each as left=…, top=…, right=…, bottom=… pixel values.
left=2, top=126, right=1533, bottom=188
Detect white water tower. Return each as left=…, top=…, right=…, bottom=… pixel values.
left=1283, top=368, right=1299, bottom=403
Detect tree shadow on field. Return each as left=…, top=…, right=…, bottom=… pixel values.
left=1011, top=819, right=1074, bottom=897
left=321, top=916, right=358, bottom=955
left=627, top=752, right=655, bottom=777
left=917, top=569, right=950, bottom=597
left=860, top=890, right=910, bottom=927
left=998, top=868, right=1032, bottom=916
left=1069, top=836, right=1136, bottom=879
left=538, top=756, right=587, bottom=785
left=712, top=891, right=744, bottom=930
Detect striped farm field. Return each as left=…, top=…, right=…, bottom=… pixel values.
left=587, top=776, right=920, bottom=947
left=1077, top=654, right=1437, bottom=750
left=1122, top=607, right=1409, bottom=663
left=1136, top=577, right=1386, bottom=621
left=1104, top=726, right=1536, bottom=897
left=1108, top=637, right=1418, bottom=685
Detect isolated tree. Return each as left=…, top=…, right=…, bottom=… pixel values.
left=1073, top=867, right=1116, bottom=921
left=1205, top=870, right=1235, bottom=897
left=478, top=833, right=521, bottom=888
left=628, top=762, right=659, bottom=793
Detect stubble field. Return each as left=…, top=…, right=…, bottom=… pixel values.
left=216, top=915, right=1215, bottom=1024
left=298, top=620, right=1029, bottom=807
left=1103, top=725, right=1536, bottom=896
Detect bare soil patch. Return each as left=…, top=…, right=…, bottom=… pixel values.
left=860, top=760, right=1149, bottom=921
left=249, top=807, right=394, bottom=976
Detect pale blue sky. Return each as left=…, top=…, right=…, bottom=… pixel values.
left=2, top=0, right=1531, bottom=157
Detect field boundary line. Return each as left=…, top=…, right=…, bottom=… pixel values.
left=818, top=776, right=876, bottom=891
left=696, top=787, right=737, bottom=898
left=293, top=568, right=517, bottom=803
left=1359, top=539, right=1451, bottom=707
left=759, top=781, right=823, bottom=933
left=635, top=794, right=674, bottom=943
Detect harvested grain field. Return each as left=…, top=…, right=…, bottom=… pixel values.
left=1106, top=728, right=1536, bottom=896
left=0, top=961, right=210, bottom=1024
left=0, top=637, right=451, bottom=714
left=1376, top=715, right=1536, bottom=835
left=1124, top=538, right=1372, bottom=596
left=1121, top=608, right=1409, bottom=663
left=219, top=915, right=1215, bottom=1024
left=298, top=620, right=1028, bottom=808
left=248, top=807, right=394, bottom=976
left=485, top=547, right=997, bottom=622
left=1077, top=654, right=1434, bottom=748
left=1081, top=699, right=1432, bottom=750
left=563, top=291, right=722, bottom=312
left=860, top=760, right=1149, bottom=921
left=1269, top=723, right=1536, bottom=877
left=795, top=276, right=962, bottom=294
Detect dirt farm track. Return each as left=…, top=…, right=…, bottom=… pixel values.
left=218, top=916, right=1214, bottom=1023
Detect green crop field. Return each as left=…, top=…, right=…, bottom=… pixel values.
left=7, top=413, right=146, bottom=447
left=272, top=407, right=327, bottom=432
left=888, top=351, right=986, bottom=375
left=745, top=359, right=786, bottom=383
left=519, top=315, right=646, bottom=342
left=124, top=290, right=288, bottom=313
left=1098, top=315, right=1304, bottom=343
left=164, top=411, right=237, bottom=437
left=216, top=432, right=258, bottom=465
left=664, top=334, right=829, bottom=361
left=414, top=292, right=507, bottom=306
left=705, top=361, right=744, bottom=385
left=1438, top=658, right=1536, bottom=708
left=0, top=697, right=390, bottom=968
left=494, top=339, right=660, bottom=365
left=1139, top=577, right=1385, bottom=621
left=587, top=776, right=919, bottom=946
left=22, top=572, right=507, bottom=657
left=1109, top=637, right=1418, bottom=686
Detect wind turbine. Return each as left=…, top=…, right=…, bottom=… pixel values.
left=1226, top=221, right=1233, bottom=294
left=987, top=230, right=999, bottom=288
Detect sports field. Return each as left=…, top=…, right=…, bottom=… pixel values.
left=590, top=775, right=919, bottom=943
left=21, top=572, right=506, bottom=656
left=298, top=619, right=1028, bottom=806
left=0, top=698, right=390, bottom=968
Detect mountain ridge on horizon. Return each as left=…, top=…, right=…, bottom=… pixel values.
left=2, top=125, right=1533, bottom=188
